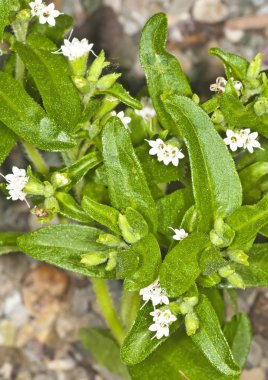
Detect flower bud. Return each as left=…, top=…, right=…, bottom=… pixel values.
left=44, top=196, right=59, bottom=214
left=198, top=273, right=221, bottom=287
left=185, top=312, right=199, bottom=336
left=80, top=252, right=108, bottom=266
left=105, top=251, right=117, bottom=271
left=211, top=110, right=224, bottom=124
left=71, top=76, right=91, bottom=94
left=218, top=264, right=235, bottom=278
left=16, top=9, right=32, bottom=22
left=227, top=250, right=249, bottom=266
left=96, top=73, right=121, bottom=91
left=69, top=55, right=89, bottom=77
left=192, top=94, right=200, bottom=104
left=180, top=302, right=192, bottom=315
left=97, top=234, right=126, bottom=248
left=118, top=208, right=148, bottom=244
left=43, top=182, right=55, bottom=197
left=51, top=173, right=70, bottom=189
left=254, top=97, right=268, bottom=116
left=210, top=219, right=235, bottom=248
left=247, top=53, right=263, bottom=80
left=24, top=181, right=45, bottom=196
left=87, top=50, right=110, bottom=83
left=227, top=272, right=245, bottom=289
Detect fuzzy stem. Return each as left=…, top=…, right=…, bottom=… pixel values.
left=12, top=19, right=28, bottom=85
left=91, top=278, right=125, bottom=345
left=22, top=141, right=49, bottom=175
left=121, top=288, right=140, bottom=330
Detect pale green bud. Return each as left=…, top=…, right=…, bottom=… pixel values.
left=44, top=196, right=59, bottom=214
left=198, top=273, right=221, bottom=287
left=218, top=264, right=235, bottom=278
left=97, top=234, right=126, bottom=248
left=211, top=110, right=224, bottom=124
left=16, top=9, right=32, bottom=22
left=227, top=273, right=245, bottom=289
left=24, top=181, right=45, bottom=196
left=180, top=302, right=192, bottom=315
left=184, top=296, right=198, bottom=307
left=51, top=173, right=70, bottom=189
left=80, top=252, right=108, bottom=266
left=118, top=208, right=148, bottom=244
left=227, top=250, right=249, bottom=266
left=43, top=182, right=55, bottom=198
left=87, top=50, right=109, bottom=83
left=247, top=53, right=263, bottom=80
left=71, top=76, right=91, bottom=94
left=105, top=251, right=117, bottom=271
left=254, top=97, right=268, bottom=116
left=96, top=73, right=121, bottom=91
left=210, top=219, right=235, bottom=248
left=185, top=312, right=199, bottom=336
left=192, top=93, right=200, bottom=104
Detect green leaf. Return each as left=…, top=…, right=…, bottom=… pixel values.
left=200, top=288, right=225, bottom=324
left=227, top=194, right=268, bottom=250
left=102, top=117, right=157, bottom=232
left=82, top=196, right=121, bottom=234
left=156, top=187, right=193, bottom=235
left=136, top=143, right=186, bottom=186
left=139, top=13, right=192, bottom=131
left=224, top=313, right=252, bottom=368
left=17, top=225, right=115, bottom=278
left=121, top=302, right=182, bottom=365
left=96, top=82, right=142, bottom=110
left=119, top=234, right=161, bottom=290
left=0, top=0, right=10, bottom=42
left=0, top=72, right=74, bottom=151
left=160, top=233, right=209, bottom=297
left=0, top=232, right=22, bottom=254
left=209, top=48, right=249, bottom=81
left=55, top=192, right=92, bottom=223
left=239, top=161, right=268, bottom=203
left=129, top=329, right=239, bottom=380
left=236, top=243, right=268, bottom=287
left=163, top=95, right=242, bottom=231
left=15, top=39, right=81, bottom=133
left=79, top=328, right=130, bottom=379
left=192, top=295, right=240, bottom=377
left=0, top=122, right=16, bottom=164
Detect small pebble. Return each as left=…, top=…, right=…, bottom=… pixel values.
left=193, top=0, right=228, bottom=24
left=241, top=368, right=265, bottom=380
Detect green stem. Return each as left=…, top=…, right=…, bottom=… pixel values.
left=23, top=141, right=49, bottom=175
left=12, top=19, right=28, bottom=85
left=91, top=278, right=125, bottom=345
left=121, top=288, right=140, bottom=330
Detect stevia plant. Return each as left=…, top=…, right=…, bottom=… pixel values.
left=1, top=1, right=268, bottom=378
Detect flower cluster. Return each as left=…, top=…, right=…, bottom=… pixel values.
left=149, top=309, right=177, bottom=339
left=135, top=97, right=156, bottom=121
left=139, top=279, right=177, bottom=340
left=224, top=128, right=261, bottom=153
left=169, top=227, right=188, bottom=241
left=58, top=38, right=94, bottom=61
left=210, top=76, right=243, bottom=96
left=146, top=138, right=184, bottom=167
left=0, top=167, right=29, bottom=205
left=29, top=0, right=60, bottom=27
left=111, top=111, right=131, bottom=129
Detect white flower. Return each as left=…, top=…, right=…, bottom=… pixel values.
left=135, top=97, right=156, bottom=121
left=0, top=167, right=29, bottom=205
left=158, top=144, right=184, bottom=166
left=145, top=138, right=166, bottom=157
left=210, top=76, right=242, bottom=96
left=224, top=130, right=244, bottom=152
left=139, top=279, right=169, bottom=307
left=149, top=308, right=177, bottom=340
left=29, top=0, right=45, bottom=16
left=210, top=77, right=227, bottom=94
left=241, top=129, right=261, bottom=153
left=59, top=38, right=94, bottom=61
left=39, top=3, right=60, bottom=26
left=111, top=111, right=131, bottom=129
left=169, top=227, right=188, bottom=241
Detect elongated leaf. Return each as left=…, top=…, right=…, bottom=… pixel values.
left=121, top=302, right=181, bottom=365
left=60, top=151, right=102, bottom=188
left=0, top=72, right=74, bottom=151
left=55, top=192, right=92, bottom=223
left=224, top=313, right=251, bottom=368
left=79, top=328, right=130, bottom=379
left=239, top=161, right=268, bottom=203
left=163, top=95, right=242, bottom=231
left=129, top=329, right=239, bottom=380
left=96, top=82, right=142, bottom=110
left=200, top=288, right=225, bottom=324
left=160, top=233, right=209, bottom=297
left=139, top=13, right=192, bottom=131
left=82, top=196, right=121, bottom=234
left=0, top=232, right=22, bottom=254
left=227, top=194, right=268, bottom=250
left=156, top=187, right=193, bottom=235
left=0, top=0, right=10, bottom=41
left=119, top=234, right=161, bottom=290
left=15, top=40, right=81, bottom=133
left=236, top=243, right=268, bottom=287
left=102, top=117, right=157, bottom=232
left=209, top=48, right=248, bottom=81
left=17, top=225, right=115, bottom=278
left=192, top=295, right=240, bottom=377
left=0, top=122, right=16, bottom=164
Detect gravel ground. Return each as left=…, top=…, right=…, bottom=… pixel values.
left=1, top=0, right=268, bottom=379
